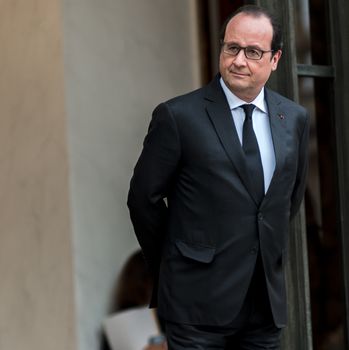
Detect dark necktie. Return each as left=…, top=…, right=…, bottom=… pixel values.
left=241, top=104, right=265, bottom=204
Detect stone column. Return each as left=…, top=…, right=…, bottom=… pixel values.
left=0, top=1, right=76, bottom=349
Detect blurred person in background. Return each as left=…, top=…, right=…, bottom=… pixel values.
left=103, top=250, right=167, bottom=350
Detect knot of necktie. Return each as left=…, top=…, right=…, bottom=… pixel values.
left=241, top=104, right=256, bottom=120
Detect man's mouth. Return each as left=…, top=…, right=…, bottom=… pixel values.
left=229, top=71, right=249, bottom=77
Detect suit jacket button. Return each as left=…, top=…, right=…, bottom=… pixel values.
left=258, top=213, right=263, bottom=221
left=250, top=247, right=258, bottom=254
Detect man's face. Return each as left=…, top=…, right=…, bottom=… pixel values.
left=219, top=13, right=282, bottom=102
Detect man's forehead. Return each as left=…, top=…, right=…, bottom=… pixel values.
left=224, top=13, right=273, bottom=40
left=226, top=13, right=272, bottom=31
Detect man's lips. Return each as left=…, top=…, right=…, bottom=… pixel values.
left=229, top=71, right=249, bottom=78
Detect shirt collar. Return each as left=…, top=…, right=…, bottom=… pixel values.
left=219, top=77, right=267, bottom=113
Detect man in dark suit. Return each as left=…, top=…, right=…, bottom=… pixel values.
left=128, top=5, right=309, bottom=350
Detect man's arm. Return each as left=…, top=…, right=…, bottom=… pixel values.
left=127, top=102, right=181, bottom=274
left=290, top=111, right=310, bottom=220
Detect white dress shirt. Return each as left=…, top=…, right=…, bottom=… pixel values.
left=220, top=78, right=276, bottom=192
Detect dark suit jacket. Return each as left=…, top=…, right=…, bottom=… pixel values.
left=127, top=75, right=309, bottom=328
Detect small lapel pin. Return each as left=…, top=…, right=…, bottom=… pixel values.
left=278, top=114, right=285, bottom=120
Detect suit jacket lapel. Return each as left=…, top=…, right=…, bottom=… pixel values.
left=204, top=76, right=261, bottom=206
left=263, top=88, right=288, bottom=201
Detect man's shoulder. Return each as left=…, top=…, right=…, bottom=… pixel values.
left=152, top=83, right=213, bottom=121
left=265, top=88, right=307, bottom=114
left=162, top=75, right=221, bottom=106
left=164, top=84, right=207, bottom=108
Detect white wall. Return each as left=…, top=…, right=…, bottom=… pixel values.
left=62, top=1, right=201, bottom=349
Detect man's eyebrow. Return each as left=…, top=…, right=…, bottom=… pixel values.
left=245, top=44, right=264, bottom=49
left=225, top=42, right=264, bottom=50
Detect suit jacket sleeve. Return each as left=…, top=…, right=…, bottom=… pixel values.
left=290, top=110, right=310, bottom=220
left=127, top=102, right=181, bottom=274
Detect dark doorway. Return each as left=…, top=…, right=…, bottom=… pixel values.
left=197, top=1, right=349, bottom=349
left=294, top=0, right=346, bottom=348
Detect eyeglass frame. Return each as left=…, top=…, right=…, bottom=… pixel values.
left=220, top=41, right=276, bottom=60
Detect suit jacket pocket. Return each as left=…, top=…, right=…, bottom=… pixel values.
left=175, top=240, right=216, bottom=263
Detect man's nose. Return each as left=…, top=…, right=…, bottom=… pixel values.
left=233, top=49, right=247, bottom=66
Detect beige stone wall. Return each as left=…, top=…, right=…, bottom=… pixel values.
left=0, top=1, right=76, bottom=349
left=0, top=0, right=200, bottom=348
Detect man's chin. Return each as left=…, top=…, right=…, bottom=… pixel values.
left=225, top=81, right=247, bottom=94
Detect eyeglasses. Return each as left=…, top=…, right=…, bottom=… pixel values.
left=221, top=42, right=274, bottom=60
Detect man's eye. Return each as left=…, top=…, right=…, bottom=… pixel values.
left=246, top=48, right=261, bottom=57
left=227, top=45, right=240, bottom=53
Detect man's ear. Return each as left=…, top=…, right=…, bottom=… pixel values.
left=271, top=50, right=282, bottom=71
